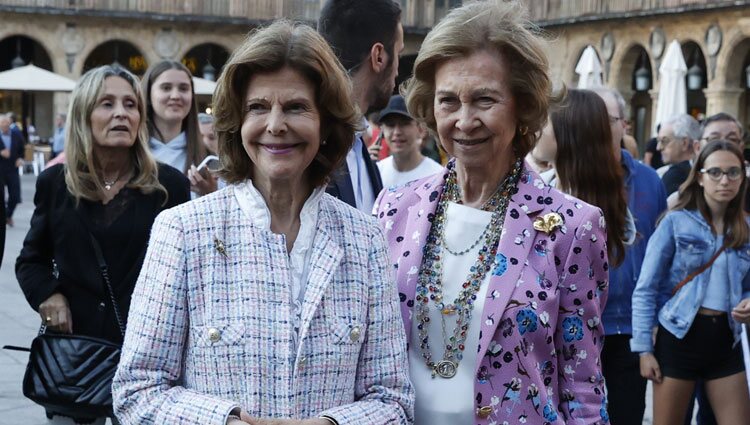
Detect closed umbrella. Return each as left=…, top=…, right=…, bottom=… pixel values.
left=654, top=40, right=687, bottom=135
left=575, top=45, right=603, bottom=89
left=0, top=64, right=75, bottom=91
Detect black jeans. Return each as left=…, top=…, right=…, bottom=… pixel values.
left=3, top=167, right=20, bottom=218
left=602, top=334, right=647, bottom=425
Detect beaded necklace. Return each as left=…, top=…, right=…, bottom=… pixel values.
left=415, top=157, right=522, bottom=379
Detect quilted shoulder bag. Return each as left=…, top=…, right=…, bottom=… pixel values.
left=6, top=233, right=125, bottom=418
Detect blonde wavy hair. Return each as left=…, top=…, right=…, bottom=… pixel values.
left=213, top=20, right=359, bottom=187
left=403, top=0, right=555, bottom=159
left=64, top=65, right=166, bottom=204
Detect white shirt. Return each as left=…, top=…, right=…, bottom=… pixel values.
left=149, top=132, right=187, bottom=173
left=234, top=180, right=324, bottom=352
left=346, top=122, right=376, bottom=213
left=377, top=156, right=443, bottom=189
left=409, top=202, right=493, bottom=425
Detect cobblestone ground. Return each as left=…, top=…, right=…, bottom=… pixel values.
left=0, top=174, right=688, bottom=425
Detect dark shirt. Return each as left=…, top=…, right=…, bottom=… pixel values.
left=661, top=160, right=692, bottom=196
left=646, top=137, right=664, bottom=169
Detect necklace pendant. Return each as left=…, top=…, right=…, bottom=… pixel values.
left=104, top=183, right=112, bottom=191
left=434, top=360, right=458, bottom=378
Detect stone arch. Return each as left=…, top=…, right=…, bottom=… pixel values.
left=0, top=35, right=57, bottom=140
left=611, top=43, right=654, bottom=145
left=0, top=34, right=54, bottom=71
left=181, top=42, right=230, bottom=81
left=718, top=34, right=750, bottom=126
left=681, top=40, right=707, bottom=117
left=80, top=37, right=149, bottom=76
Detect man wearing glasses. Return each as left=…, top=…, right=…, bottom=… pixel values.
left=658, top=114, right=702, bottom=196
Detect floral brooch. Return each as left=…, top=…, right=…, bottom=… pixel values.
left=533, top=212, right=563, bottom=234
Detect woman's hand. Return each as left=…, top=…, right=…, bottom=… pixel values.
left=38, top=293, right=73, bottom=333
left=731, top=298, right=750, bottom=324
left=187, top=165, right=218, bottom=196
left=639, top=352, right=662, bottom=384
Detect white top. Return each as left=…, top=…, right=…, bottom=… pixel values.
left=234, top=180, right=324, bottom=352
left=409, top=202, right=493, bottom=425
left=346, top=122, right=376, bottom=213
left=149, top=132, right=187, bottom=173
left=378, top=156, right=443, bottom=189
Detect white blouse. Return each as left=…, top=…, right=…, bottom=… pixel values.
left=409, top=202, right=493, bottom=425
left=234, top=180, right=324, bottom=352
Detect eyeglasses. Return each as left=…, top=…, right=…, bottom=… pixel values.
left=657, top=136, right=675, bottom=146
left=701, top=136, right=743, bottom=146
left=700, top=166, right=743, bottom=181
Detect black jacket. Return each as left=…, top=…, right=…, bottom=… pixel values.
left=326, top=137, right=383, bottom=208
left=16, top=163, right=190, bottom=343
left=0, top=130, right=25, bottom=172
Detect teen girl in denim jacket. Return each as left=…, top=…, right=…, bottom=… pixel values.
left=631, top=140, right=750, bottom=424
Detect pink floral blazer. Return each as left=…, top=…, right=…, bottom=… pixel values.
left=374, top=165, right=610, bottom=425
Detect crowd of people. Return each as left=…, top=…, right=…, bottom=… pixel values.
left=6, top=0, right=750, bottom=424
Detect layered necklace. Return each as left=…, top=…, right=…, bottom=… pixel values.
left=415, top=157, right=522, bottom=379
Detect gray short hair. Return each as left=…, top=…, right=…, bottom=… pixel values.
left=664, top=114, right=702, bottom=141
left=197, top=113, right=214, bottom=125
left=591, top=87, right=627, bottom=119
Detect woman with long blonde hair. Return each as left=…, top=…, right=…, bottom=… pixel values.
left=16, top=65, right=190, bottom=423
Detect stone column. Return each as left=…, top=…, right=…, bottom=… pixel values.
left=703, top=87, right=745, bottom=117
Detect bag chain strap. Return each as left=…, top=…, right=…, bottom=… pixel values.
left=89, top=233, right=126, bottom=337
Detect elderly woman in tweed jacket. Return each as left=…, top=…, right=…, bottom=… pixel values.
left=112, top=21, right=414, bottom=425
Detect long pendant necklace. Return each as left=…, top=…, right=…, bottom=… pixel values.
left=414, top=157, right=522, bottom=379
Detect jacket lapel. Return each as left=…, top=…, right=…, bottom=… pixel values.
left=476, top=169, right=547, bottom=367
left=396, top=174, right=445, bottom=341
left=296, top=212, right=343, bottom=351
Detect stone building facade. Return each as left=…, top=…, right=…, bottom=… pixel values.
left=2, top=0, right=750, bottom=151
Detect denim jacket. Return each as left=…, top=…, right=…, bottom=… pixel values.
left=630, top=209, right=750, bottom=353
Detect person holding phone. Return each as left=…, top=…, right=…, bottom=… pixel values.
left=142, top=60, right=217, bottom=196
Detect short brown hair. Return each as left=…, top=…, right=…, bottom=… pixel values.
left=213, top=20, right=359, bottom=187
left=403, top=0, right=553, bottom=159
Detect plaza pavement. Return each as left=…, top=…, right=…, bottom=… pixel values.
left=0, top=174, right=678, bottom=425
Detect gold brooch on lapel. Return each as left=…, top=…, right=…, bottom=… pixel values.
left=214, top=237, right=228, bottom=258
left=533, top=212, right=563, bottom=234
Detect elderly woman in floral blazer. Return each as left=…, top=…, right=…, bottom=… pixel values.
left=374, top=2, right=609, bottom=425
left=112, top=21, right=413, bottom=425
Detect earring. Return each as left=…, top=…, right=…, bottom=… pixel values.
left=519, top=126, right=529, bottom=136
left=321, top=140, right=327, bottom=145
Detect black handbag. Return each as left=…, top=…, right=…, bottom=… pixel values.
left=6, top=233, right=125, bottom=419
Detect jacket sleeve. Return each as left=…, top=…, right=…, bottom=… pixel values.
left=15, top=170, right=60, bottom=311
left=112, top=209, right=239, bottom=424
left=554, top=207, right=609, bottom=424
left=319, top=226, right=415, bottom=424
left=630, top=214, right=675, bottom=353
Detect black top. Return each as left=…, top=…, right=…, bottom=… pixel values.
left=645, top=137, right=664, bottom=169
left=661, top=160, right=692, bottom=196
left=326, top=136, right=383, bottom=208
left=16, top=163, right=190, bottom=343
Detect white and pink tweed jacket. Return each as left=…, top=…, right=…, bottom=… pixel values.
left=112, top=185, right=414, bottom=424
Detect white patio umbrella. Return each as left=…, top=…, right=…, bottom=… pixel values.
left=575, top=45, right=603, bottom=89
left=654, top=40, right=687, bottom=135
left=192, top=76, right=216, bottom=96
left=0, top=64, right=76, bottom=91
